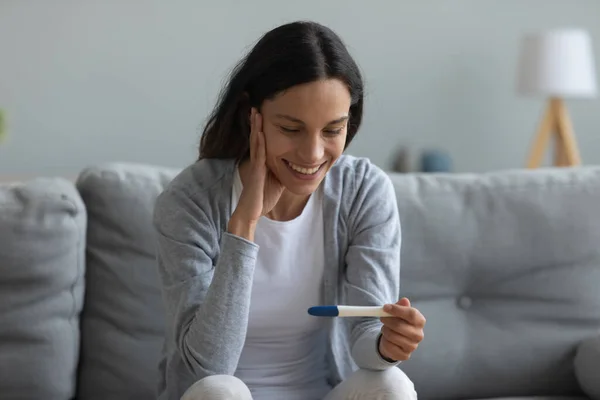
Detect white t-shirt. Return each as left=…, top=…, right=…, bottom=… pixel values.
left=231, top=167, right=330, bottom=400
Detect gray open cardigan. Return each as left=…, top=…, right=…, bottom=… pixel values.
left=153, top=154, right=401, bottom=400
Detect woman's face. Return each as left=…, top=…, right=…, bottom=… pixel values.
left=260, top=78, right=351, bottom=196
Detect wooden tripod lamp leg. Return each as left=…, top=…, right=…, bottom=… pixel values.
left=526, top=100, right=555, bottom=169
left=554, top=135, right=569, bottom=166
left=526, top=97, right=583, bottom=168
left=554, top=98, right=582, bottom=166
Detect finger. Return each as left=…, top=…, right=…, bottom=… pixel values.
left=383, top=304, right=426, bottom=327
left=381, top=323, right=423, bottom=347
left=249, top=107, right=255, bottom=127
left=256, top=124, right=266, bottom=166
left=381, top=326, right=419, bottom=356
left=380, top=317, right=424, bottom=343
left=380, top=335, right=411, bottom=361
left=249, top=108, right=257, bottom=163
left=398, top=297, right=411, bottom=307
left=255, top=109, right=263, bottom=133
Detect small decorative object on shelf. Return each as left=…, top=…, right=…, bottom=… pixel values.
left=420, top=149, right=452, bottom=173
left=391, top=146, right=411, bottom=173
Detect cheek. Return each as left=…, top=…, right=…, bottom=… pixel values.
left=263, top=129, right=287, bottom=167
left=329, top=133, right=347, bottom=156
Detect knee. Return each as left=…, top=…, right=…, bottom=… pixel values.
left=181, top=375, right=252, bottom=400
left=351, top=368, right=417, bottom=400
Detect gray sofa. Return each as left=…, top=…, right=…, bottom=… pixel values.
left=0, top=161, right=599, bottom=400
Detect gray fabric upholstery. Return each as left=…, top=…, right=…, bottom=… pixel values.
left=75, top=163, right=179, bottom=400
left=468, top=397, right=588, bottom=400
left=390, top=167, right=600, bottom=400
left=3, top=163, right=592, bottom=399
left=0, top=178, right=86, bottom=399
left=574, top=333, right=600, bottom=400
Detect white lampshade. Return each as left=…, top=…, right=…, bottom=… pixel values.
left=517, top=29, right=598, bottom=98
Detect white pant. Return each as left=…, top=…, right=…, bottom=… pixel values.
left=181, top=368, right=417, bottom=400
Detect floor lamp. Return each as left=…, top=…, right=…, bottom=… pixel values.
left=517, top=29, right=597, bottom=168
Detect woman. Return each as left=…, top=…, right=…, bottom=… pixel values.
left=153, top=21, right=426, bottom=400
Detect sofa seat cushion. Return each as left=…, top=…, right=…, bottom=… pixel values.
left=0, top=178, right=86, bottom=399
left=390, top=167, right=600, bottom=400
left=574, top=333, right=600, bottom=400
left=468, top=397, right=589, bottom=400
left=75, top=163, right=179, bottom=400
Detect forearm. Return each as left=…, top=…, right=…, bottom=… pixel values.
left=168, top=233, right=258, bottom=376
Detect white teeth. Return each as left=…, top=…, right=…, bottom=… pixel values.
left=287, top=161, right=321, bottom=175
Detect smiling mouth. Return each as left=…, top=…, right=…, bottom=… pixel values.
left=283, top=160, right=325, bottom=175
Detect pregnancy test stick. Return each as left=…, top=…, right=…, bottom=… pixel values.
left=307, top=305, right=393, bottom=318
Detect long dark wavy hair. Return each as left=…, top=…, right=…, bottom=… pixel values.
left=198, top=21, right=364, bottom=160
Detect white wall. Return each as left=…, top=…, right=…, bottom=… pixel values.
left=1, top=0, right=599, bottom=177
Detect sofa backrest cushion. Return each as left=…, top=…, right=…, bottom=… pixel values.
left=75, top=163, right=179, bottom=400
left=391, top=167, right=600, bottom=400
left=0, top=178, right=86, bottom=399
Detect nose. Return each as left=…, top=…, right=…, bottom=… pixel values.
left=297, top=132, right=324, bottom=163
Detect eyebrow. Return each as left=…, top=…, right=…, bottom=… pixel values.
left=275, top=114, right=349, bottom=125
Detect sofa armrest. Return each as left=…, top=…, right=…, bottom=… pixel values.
left=575, top=333, right=600, bottom=400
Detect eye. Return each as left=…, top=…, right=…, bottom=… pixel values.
left=279, top=126, right=301, bottom=133
left=324, top=127, right=344, bottom=136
